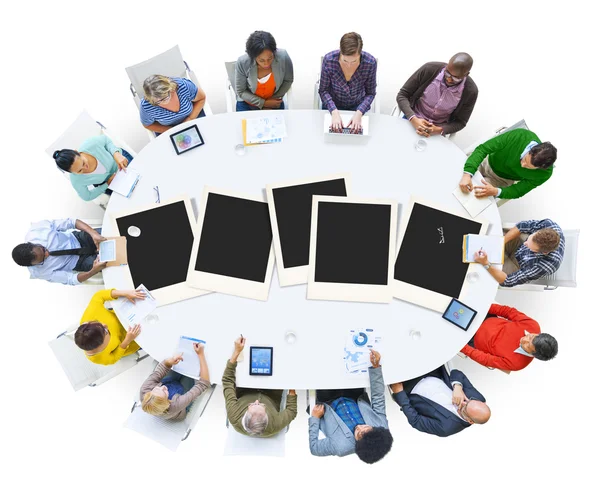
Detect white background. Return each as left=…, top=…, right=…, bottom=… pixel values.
left=1, top=1, right=597, bottom=491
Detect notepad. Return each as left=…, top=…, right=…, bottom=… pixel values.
left=462, top=234, right=505, bottom=264
left=172, top=336, right=206, bottom=379
left=452, top=175, right=495, bottom=218
left=112, top=284, right=157, bottom=326
left=242, top=115, right=286, bottom=145
left=108, top=169, right=140, bottom=198
left=98, top=239, right=116, bottom=262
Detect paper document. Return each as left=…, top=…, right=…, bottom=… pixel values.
left=98, top=239, right=116, bottom=262
left=343, top=328, right=381, bottom=374
left=243, top=115, right=287, bottom=144
left=108, top=169, right=140, bottom=198
left=324, top=113, right=370, bottom=136
left=172, top=336, right=206, bottom=379
left=452, top=174, right=495, bottom=217
left=463, top=234, right=505, bottom=264
left=112, top=284, right=157, bottom=326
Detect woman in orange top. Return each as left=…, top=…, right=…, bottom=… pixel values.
left=235, top=31, right=294, bottom=111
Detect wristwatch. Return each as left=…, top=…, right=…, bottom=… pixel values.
left=484, top=263, right=491, bottom=270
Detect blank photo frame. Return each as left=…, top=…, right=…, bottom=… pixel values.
left=111, top=195, right=210, bottom=307
left=266, top=173, right=350, bottom=286
left=187, top=187, right=275, bottom=301
left=392, top=197, right=487, bottom=312
left=307, top=196, right=398, bottom=303
left=170, top=124, right=204, bottom=155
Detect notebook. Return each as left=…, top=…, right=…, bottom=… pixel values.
left=108, top=169, right=141, bottom=198
left=452, top=174, right=495, bottom=218
left=172, top=336, right=206, bottom=379
left=242, top=115, right=286, bottom=145
left=462, top=234, right=505, bottom=264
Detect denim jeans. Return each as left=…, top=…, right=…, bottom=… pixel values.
left=236, top=100, right=285, bottom=111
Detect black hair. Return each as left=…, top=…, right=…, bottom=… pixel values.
left=532, top=333, right=558, bottom=361
left=74, top=322, right=106, bottom=351
left=245, top=31, right=277, bottom=60
left=355, top=427, right=393, bottom=464
left=12, top=242, right=37, bottom=267
left=529, top=142, right=557, bottom=169
left=53, top=149, right=80, bottom=173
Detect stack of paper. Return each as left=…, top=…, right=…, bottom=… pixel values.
left=452, top=174, right=495, bottom=217
left=112, top=284, right=157, bottom=326
left=108, top=169, right=141, bottom=198
left=242, top=115, right=287, bottom=145
left=462, top=234, right=505, bottom=264
left=172, top=336, right=206, bottom=379
left=343, top=329, right=381, bottom=374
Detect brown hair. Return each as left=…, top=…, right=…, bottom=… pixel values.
left=74, top=322, right=105, bottom=351
left=340, top=32, right=363, bottom=56
left=141, top=392, right=170, bottom=416
left=533, top=228, right=561, bottom=253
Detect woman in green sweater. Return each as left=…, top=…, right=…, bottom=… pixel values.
left=458, top=128, right=556, bottom=200
left=53, top=135, right=133, bottom=201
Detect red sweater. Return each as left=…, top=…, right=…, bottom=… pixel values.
left=461, top=304, right=540, bottom=371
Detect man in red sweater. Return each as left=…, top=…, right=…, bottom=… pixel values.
left=461, top=304, right=558, bottom=372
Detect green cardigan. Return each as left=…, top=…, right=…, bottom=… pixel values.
left=69, top=135, right=122, bottom=201
left=222, top=360, right=297, bottom=437
left=463, top=129, right=553, bottom=199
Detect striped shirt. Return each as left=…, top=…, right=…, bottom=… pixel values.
left=319, top=50, right=377, bottom=114
left=502, top=219, right=565, bottom=287
left=413, top=68, right=465, bottom=125
left=140, top=77, right=198, bottom=127
left=331, top=397, right=365, bottom=432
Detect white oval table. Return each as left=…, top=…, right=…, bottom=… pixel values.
left=102, top=110, right=500, bottom=389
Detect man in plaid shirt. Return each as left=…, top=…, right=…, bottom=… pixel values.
left=474, top=218, right=564, bottom=287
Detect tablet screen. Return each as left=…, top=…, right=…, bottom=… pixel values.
left=442, top=299, right=477, bottom=331
left=250, top=347, right=273, bottom=375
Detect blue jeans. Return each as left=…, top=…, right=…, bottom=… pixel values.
left=236, top=100, right=285, bottom=111
left=162, top=371, right=196, bottom=412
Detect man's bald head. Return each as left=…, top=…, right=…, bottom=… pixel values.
left=467, top=400, right=491, bottom=424
left=449, top=52, right=474, bottom=73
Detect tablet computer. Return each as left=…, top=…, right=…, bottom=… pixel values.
left=442, top=298, right=477, bottom=331
left=249, top=346, right=273, bottom=376
left=170, top=124, right=205, bottom=155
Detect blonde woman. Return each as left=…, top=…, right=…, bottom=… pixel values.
left=139, top=75, right=207, bottom=135
left=140, top=342, right=211, bottom=421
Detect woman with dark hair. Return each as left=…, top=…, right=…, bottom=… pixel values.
left=234, top=31, right=294, bottom=111
left=75, top=288, right=146, bottom=365
left=319, top=32, right=377, bottom=132
left=53, top=135, right=134, bottom=202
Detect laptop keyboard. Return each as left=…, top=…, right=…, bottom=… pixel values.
left=328, top=127, right=363, bottom=135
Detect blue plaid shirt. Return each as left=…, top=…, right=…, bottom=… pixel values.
left=331, top=397, right=365, bottom=432
left=502, top=219, right=565, bottom=287
left=319, top=50, right=377, bottom=114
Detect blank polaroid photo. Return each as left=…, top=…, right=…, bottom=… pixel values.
left=392, top=197, right=487, bottom=312
left=266, top=173, right=350, bottom=286
left=111, top=196, right=210, bottom=307
left=187, top=187, right=275, bottom=301
left=307, top=196, right=397, bottom=303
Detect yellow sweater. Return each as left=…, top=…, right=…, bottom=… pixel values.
left=80, top=289, right=140, bottom=365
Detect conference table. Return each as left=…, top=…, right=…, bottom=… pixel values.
left=102, top=109, right=501, bottom=389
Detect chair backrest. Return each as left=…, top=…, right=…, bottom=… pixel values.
left=45, top=111, right=102, bottom=159
left=498, top=119, right=529, bottom=134
left=530, top=229, right=579, bottom=288
left=225, top=61, right=236, bottom=88
left=49, top=331, right=137, bottom=391
left=125, top=45, right=189, bottom=101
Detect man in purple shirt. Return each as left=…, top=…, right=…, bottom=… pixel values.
left=397, top=53, right=478, bottom=136
left=319, top=32, right=377, bottom=133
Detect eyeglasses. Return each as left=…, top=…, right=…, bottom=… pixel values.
left=444, top=69, right=464, bottom=83
left=155, top=91, right=172, bottom=105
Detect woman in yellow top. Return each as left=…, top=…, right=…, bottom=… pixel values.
left=75, top=288, right=146, bottom=365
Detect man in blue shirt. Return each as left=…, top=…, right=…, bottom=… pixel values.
left=308, top=350, right=393, bottom=463
left=12, top=218, right=107, bottom=285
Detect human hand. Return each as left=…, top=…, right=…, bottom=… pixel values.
left=90, top=230, right=106, bottom=248
left=91, top=257, right=108, bottom=272
left=459, top=173, right=473, bottom=193
left=288, top=389, right=296, bottom=396
left=107, top=173, right=116, bottom=185
left=124, top=323, right=142, bottom=344
left=369, top=349, right=381, bottom=368
left=234, top=336, right=245, bottom=354
left=330, top=110, right=343, bottom=131
left=122, top=289, right=147, bottom=304
left=474, top=250, right=488, bottom=265
left=114, top=153, right=129, bottom=172
left=348, top=111, right=363, bottom=132
left=411, top=117, right=432, bottom=137
left=452, top=384, right=467, bottom=407
left=263, top=98, right=283, bottom=109
left=165, top=353, right=184, bottom=368
left=474, top=178, right=498, bottom=198
left=311, top=404, right=325, bottom=418
left=193, top=342, right=205, bottom=356
left=390, top=382, right=403, bottom=394
left=427, top=124, right=443, bottom=136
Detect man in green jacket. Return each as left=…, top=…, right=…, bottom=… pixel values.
left=458, top=129, right=557, bottom=200
left=222, top=336, right=297, bottom=437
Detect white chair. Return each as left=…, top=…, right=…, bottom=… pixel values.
left=49, top=327, right=148, bottom=391
left=224, top=60, right=292, bottom=112
left=124, top=362, right=216, bottom=451
left=125, top=45, right=213, bottom=140
left=500, top=222, right=579, bottom=290
left=223, top=391, right=289, bottom=457
left=314, top=56, right=380, bottom=114
left=45, top=110, right=137, bottom=210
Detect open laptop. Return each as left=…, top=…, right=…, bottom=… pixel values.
left=323, top=111, right=370, bottom=137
